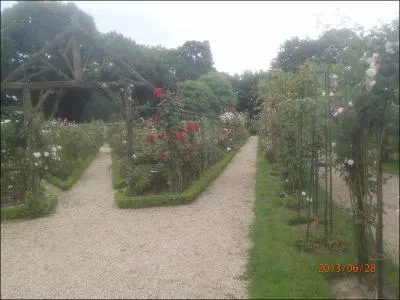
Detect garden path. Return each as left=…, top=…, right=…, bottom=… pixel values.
left=1, top=137, right=257, bottom=299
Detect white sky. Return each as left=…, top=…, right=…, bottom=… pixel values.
left=1, top=1, right=399, bottom=75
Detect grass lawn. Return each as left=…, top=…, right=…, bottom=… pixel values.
left=249, top=145, right=399, bottom=299
left=383, top=161, right=399, bottom=176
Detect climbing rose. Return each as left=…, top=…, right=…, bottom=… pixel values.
left=153, top=88, right=165, bottom=100
left=186, top=121, right=200, bottom=132
left=173, top=131, right=185, bottom=141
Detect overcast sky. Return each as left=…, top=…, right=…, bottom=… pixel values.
left=1, top=1, right=399, bottom=75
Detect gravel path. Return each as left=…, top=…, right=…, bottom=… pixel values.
left=1, top=136, right=257, bottom=299
left=320, top=169, right=399, bottom=265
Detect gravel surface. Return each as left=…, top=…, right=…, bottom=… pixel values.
left=320, top=169, right=399, bottom=265
left=1, top=137, right=257, bottom=299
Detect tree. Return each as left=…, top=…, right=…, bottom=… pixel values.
left=271, top=37, right=318, bottom=72
left=175, top=40, right=215, bottom=81
left=198, top=72, right=236, bottom=110
left=1, top=1, right=98, bottom=79
left=177, top=80, right=218, bottom=114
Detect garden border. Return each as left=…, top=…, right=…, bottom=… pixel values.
left=44, top=152, right=98, bottom=190
left=1, top=191, right=57, bottom=221
left=249, top=144, right=399, bottom=299
left=115, top=138, right=248, bottom=209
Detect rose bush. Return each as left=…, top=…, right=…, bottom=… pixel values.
left=110, top=88, right=249, bottom=196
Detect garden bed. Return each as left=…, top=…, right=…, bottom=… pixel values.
left=249, top=146, right=399, bottom=299
left=44, top=153, right=98, bottom=190
left=1, top=189, right=57, bottom=220
left=115, top=143, right=244, bottom=209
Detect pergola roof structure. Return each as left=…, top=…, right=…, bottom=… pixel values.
left=1, top=22, right=154, bottom=93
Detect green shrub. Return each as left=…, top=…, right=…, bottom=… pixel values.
left=126, top=165, right=153, bottom=196
left=1, top=190, right=57, bottom=220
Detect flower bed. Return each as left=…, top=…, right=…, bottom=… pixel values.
left=109, top=88, right=249, bottom=198
left=1, top=188, right=57, bottom=220
left=115, top=138, right=247, bottom=209
left=109, top=87, right=249, bottom=207
left=1, top=116, right=104, bottom=208
left=40, top=119, right=104, bottom=187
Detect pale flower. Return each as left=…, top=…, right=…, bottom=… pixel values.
left=8, top=185, right=13, bottom=189
left=337, top=107, right=344, bottom=114
left=331, top=142, right=336, bottom=148
left=44, top=152, right=49, bottom=157
left=56, top=145, right=62, bottom=150
left=122, top=140, right=127, bottom=144
left=348, top=101, right=354, bottom=107
left=385, top=42, right=395, bottom=54
left=302, top=191, right=306, bottom=196
left=367, top=79, right=376, bottom=89
left=329, top=92, right=334, bottom=96
left=366, top=68, right=377, bottom=77
left=33, top=152, right=41, bottom=158
left=227, top=147, right=232, bottom=152
left=132, top=154, right=137, bottom=159
left=321, top=91, right=326, bottom=96
left=44, top=166, right=48, bottom=170
left=1, top=119, right=11, bottom=125
left=34, top=162, right=38, bottom=166
left=347, top=159, right=354, bottom=166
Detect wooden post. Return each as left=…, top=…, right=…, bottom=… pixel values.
left=124, top=84, right=134, bottom=159
left=71, top=35, right=82, bottom=81
left=23, top=85, right=39, bottom=197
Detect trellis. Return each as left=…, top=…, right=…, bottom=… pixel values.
left=1, top=17, right=154, bottom=199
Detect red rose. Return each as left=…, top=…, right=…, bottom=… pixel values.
left=153, top=87, right=165, bottom=100
left=173, top=131, right=185, bottom=141
left=146, top=135, right=154, bottom=143
left=186, top=121, right=200, bottom=132
left=160, top=152, right=166, bottom=161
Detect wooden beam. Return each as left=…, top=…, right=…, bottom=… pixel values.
left=21, top=68, right=50, bottom=82
left=62, top=36, right=75, bottom=76
left=2, top=26, right=76, bottom=84
left=1, top=81, right=93, bottom=90
left=40, top=59, right=71, bottom=80
left=82, top=33, right=154, bottom=88
left=35, top=89, right=53, bottom=112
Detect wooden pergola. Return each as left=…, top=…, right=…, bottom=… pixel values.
left=1, top=19, right=154, bottom=196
